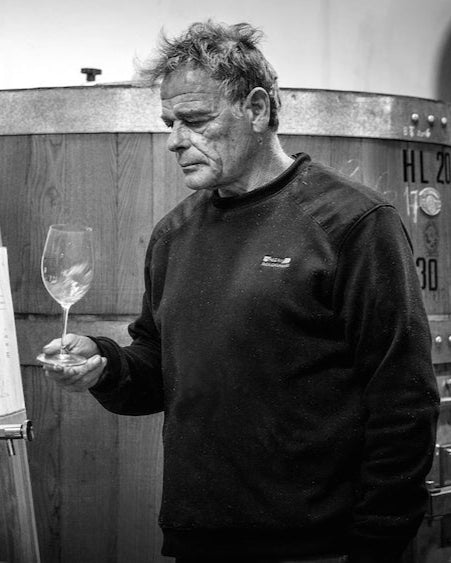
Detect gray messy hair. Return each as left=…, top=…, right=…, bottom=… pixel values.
left=137, top=20, right=282, bottom=131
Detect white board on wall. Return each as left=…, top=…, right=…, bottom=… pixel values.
left=0, top=247, right=25, bottom=416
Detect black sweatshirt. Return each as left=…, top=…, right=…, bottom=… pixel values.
left=90, top=153, right=439, bottom=562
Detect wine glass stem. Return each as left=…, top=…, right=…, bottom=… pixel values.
left=60, top=304, right=71, bottom=355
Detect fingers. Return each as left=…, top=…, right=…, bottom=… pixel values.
left=41, top=333, right=82, bottom=356
left=44, top=355, right=107, bottom=393
left=40, top=334, right=100, bottom=359
left=42, top=338, right=66, bottom=356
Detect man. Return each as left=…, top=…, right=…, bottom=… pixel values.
left=42, top=21, right=439, bottom=563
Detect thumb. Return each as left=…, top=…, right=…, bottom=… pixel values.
left=42, top=338, right=62, bottom=354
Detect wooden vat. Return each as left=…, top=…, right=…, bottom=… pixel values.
left=0, top=85, right=450, bottom=562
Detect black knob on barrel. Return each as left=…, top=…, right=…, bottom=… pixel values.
left=81, top=68, right=102, bottom=82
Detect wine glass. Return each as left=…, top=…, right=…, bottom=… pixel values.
left=36, top=224, right=94, bottom=367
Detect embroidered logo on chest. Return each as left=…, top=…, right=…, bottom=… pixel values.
left=260, top=255, right=292, bottom=268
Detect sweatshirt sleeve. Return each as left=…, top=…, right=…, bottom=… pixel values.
left=332, top=205, right=440, bottom=562
left=89, top=240, right=164, bottom=416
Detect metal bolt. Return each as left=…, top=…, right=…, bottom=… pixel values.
left=81, top=68, right=102, bottom=83
left=411, top=113, right=420, bottom=123
left=435, top=335, right=443, bottom=346
left=441, top=116, right=448, bottom=126
left=428, top=115, right=436, bottom=125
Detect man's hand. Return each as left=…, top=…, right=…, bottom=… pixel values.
left=40, top=334, right=107, bottom=392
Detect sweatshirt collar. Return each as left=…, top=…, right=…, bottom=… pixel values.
left=211, top=152, right=311, bottom=210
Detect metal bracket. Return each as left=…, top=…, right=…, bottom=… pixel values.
left=0, top=420, right=34, bottom=456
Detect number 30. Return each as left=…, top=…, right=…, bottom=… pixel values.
left=416, top=257, right=438, bottom=291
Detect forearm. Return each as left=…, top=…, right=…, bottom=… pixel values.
left=88, top=335, right=164, bottom=415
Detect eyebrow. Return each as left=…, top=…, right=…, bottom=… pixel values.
left=160, top=108, right=217, bottom=126
left=179, top=107, right=212, bottom=117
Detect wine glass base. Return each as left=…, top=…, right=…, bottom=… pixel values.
left=36, top=352, right=87, bottom=367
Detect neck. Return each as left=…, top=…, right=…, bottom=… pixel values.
left=217, top=136, right=294, bottom=198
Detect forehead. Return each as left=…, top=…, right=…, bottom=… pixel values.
left=160, top=67, right=226, bottom=111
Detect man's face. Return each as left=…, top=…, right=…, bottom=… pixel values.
left=160, top=66, right=257, bottom=193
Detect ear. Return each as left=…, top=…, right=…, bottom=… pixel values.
left=243, top=87, right=271, bottom=133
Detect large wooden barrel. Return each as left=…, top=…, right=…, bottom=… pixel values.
left=0, top=85, right=450, bottom=562
left=0, top=85, right=182, bottom=563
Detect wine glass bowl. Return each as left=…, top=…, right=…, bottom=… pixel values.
left=43, top=260, right=93, bottom=307
left=36, top=224, right=94, bottom=367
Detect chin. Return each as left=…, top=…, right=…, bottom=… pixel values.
left=184, top=173, right=218, bottom=191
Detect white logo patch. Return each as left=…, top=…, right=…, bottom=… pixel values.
left=261, top=255, right=292, bottom=268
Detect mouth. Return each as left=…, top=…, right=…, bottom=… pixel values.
left=180, top=162, right=202, bottom=172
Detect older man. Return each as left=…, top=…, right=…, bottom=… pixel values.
left=41, top=21, right=439, bottom=563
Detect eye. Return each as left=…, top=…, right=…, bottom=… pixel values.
left=163, top=120, right=174, bottom=129
left=185, top=119, right=207, bottom=129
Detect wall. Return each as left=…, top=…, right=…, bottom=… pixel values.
left=1, top=0, right=451, bottom=100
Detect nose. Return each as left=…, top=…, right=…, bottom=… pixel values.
left=167, top=121, right=190, bottom=152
